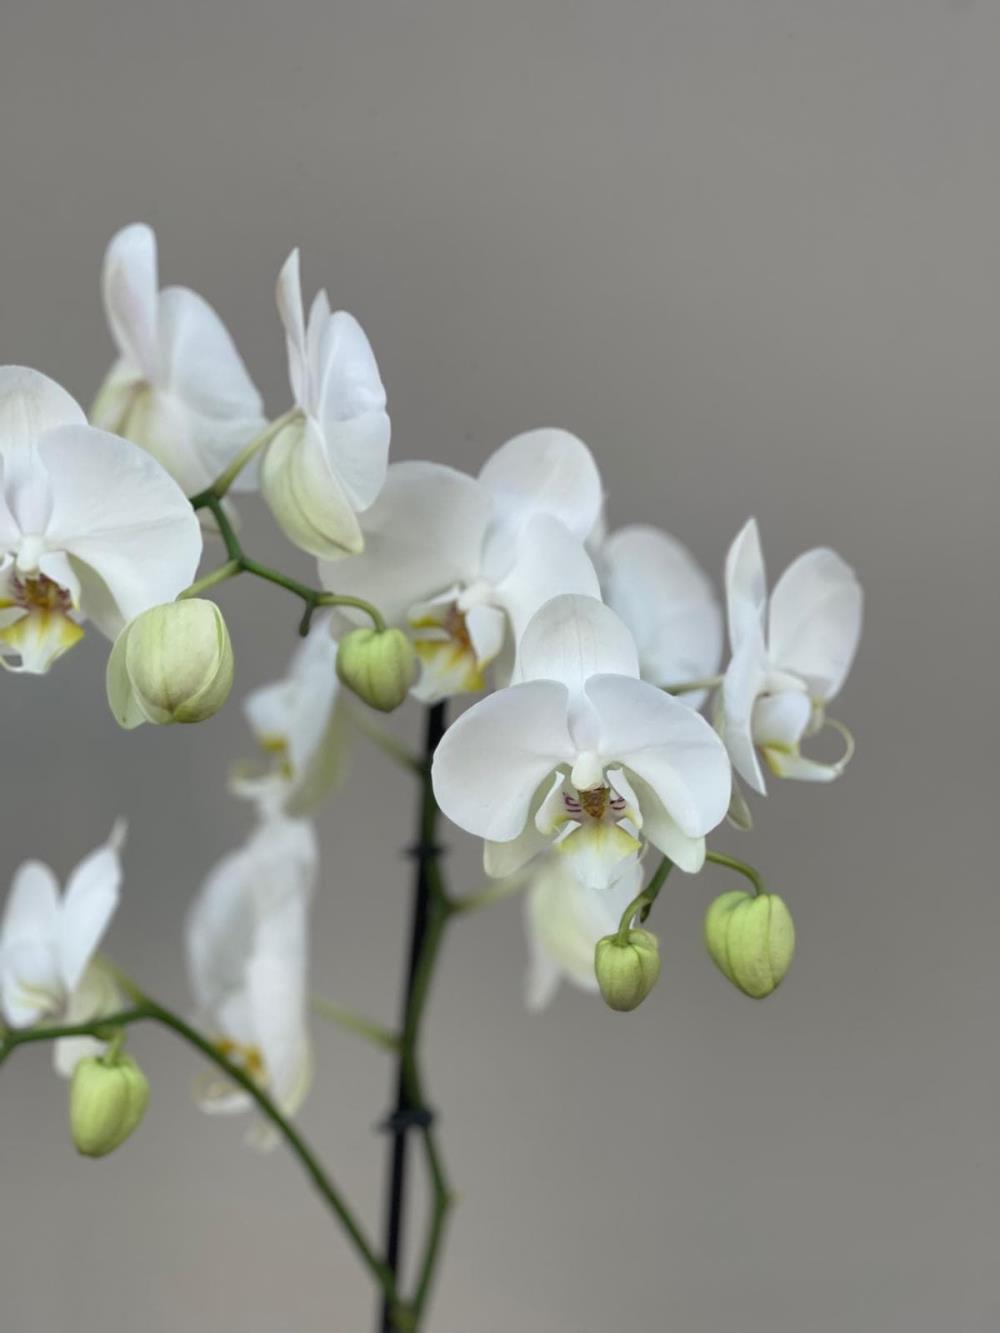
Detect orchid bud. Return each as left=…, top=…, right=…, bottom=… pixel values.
left=259, top=414, right=366, bottom=558
left=336, top=627, right=415, bottom=712
left=106, top=599, right=234, bottom=729
left=594, top=928, right=661, bottom=1012
left=69, top=1052, right=150, bottom=1158
left=704, top=890, right=795, bottom=999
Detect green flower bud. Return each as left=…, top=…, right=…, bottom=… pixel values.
left=106, top=598, right=234, bottom=729
left=69, top=1052, right=150, bottom=1158
left=336, top=627, right=415, bottom=713
left=594, top=928, right=661, bottom=1012
left=704, top=890, right=795, bottom=999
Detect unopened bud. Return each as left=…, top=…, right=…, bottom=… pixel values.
left=106, top=598, right=234, bottom=729
left=336, top=627, right=415, bottom=712
left=704, top=890, right=795, bottom=999
left=69, top=1052, right=150, bottom=1158
left=594, top=928, right=661, bottom=1012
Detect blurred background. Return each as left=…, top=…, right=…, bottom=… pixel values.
left=1, top=2, right=997, bottom=1329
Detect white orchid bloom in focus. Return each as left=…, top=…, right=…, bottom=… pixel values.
left=721, top=517, right=862, bottom=792
left=260, top=249, right=390, bottom=559
left=524, top=857, right=642, bottom=1009
left=0, top=824, right=126, bottom=1075
left=232, top=616, right=348, bottom=818
left=319, top=429, right=603, bottom=702
left=594, top=522, right=723, bottom=704
left=186, top=818, right=316, bottom=1145
left=432, top=594, right=732, bottom=889
left=0, top=367, right=202, bottom=673
left=93, top=223, right=266, bottom=496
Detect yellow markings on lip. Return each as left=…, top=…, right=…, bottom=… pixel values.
left=214, top=1038, right=266, bottom=1082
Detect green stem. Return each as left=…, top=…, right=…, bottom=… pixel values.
left=311, top=997, right=400, bottom=1052
left=616, top=855, right=674, bottom=940
left=0, top=999, right=395, bottom=1303
left=208, top=410, right=297, bottom=499
left=705, top=850, right=766, bottom=896
left=185, top=490, right=385, bottom=635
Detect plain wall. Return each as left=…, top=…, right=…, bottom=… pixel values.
left=0, top=2, right=997, bottom=1330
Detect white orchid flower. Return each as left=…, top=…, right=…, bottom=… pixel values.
left=594, top=522, right=723, bottom=704
left=721, top=517, right=862, bottom=792
left=524, top=857, right=642, bottom=1009
left=186, top=818, right=316, bottom=1145
left=232, top=616, right=348, bottom=818
left=0, top=367, right=202, bottom=673
left=319, top=429, right=604, bottom=702
left=432, top=594, right=732, bottom=889
left=259, top=249, right=390, bottom=559
left=0, top=823, right=126, bottom=1075
left=93, top=223, right=266, bottom=496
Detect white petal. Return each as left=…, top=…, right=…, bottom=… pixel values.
left=752, top=691, right=812, bottom=750
left=1, top=859, right=60, bottom=950
left=478, top=429, right=604, bottom=575
left=102, top=225, right=159, bottom=381
left=585, top=674, right=732, bottom=836
left=600, top=524, right=723, bottom=691
left=318, top=461, right=490, bottom=625
left=277, top=249, right=309, bottom=409
left=725, top=517, right=767, bottom=652
left=0, top=369, right=84, bottom=532
left=39, top=425, right=203, bottom=636
left=558, top=820, right=641, bottom=891
left=247, top=892, right=311, bottom=1114
left=431, top=681, right=575, bottom=842
left=316, top=312, right=390, bottom=511
left=767, top=547, right=863, bottom=702
left=514, top=594, right=639, bottom=693
left=625, top=774, right=707, bottom=872
left=482, top=773, right=562, bottom=877
left=58, top=829, right=123, bottom=994
left=721, top=630, right=770, bottom=794
left=493, top=514, right=601, bottom=647
left=465, top=602, right=507, bottom=669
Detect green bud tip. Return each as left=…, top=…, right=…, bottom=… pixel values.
left=594, top=928, right=661, bottom=1012
left=106, top=598, right=234, bottom=729
left=703, top=890, right=795, bottom=999
left=336, top=626, right=416, bottom=713
left=69, top=1051, right=150, bottom=1158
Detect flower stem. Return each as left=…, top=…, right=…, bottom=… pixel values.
left=616, top=855, right=674, bottom=940
left=378, top=703, right=455, bottom=1332
left=705, top=850, right=766, bottom=896
left=207, top=410, right=297, bottom=499
left=662, top=675, right=723, bottom=695
left=311, top=996, right=400, bottom=1052
left=0, top=997, right=396, bottom=1304
left=185, top=490, right=386, bottom=635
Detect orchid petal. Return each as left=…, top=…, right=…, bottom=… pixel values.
left=431, top=681, right=575, bottom=842
left=767, top=547, right=863, bottom=702
left=319, top=461, right=491, bottom=625
left=277, top=249, right=309, bottom=409
left=514, top=594, right=639, bottom=691
left=58, top=828, right=124, bottom=994
left=260, top=415, right=364, bottom=559
left=39, top=425, right=202, bottom=636
left=102, top=224, right=159, bottom=381
left=752, top=691, right=812, bottom=750
left=725, top=517, right=767, bottom=652
left=721, top=628, right=770, bottom=794
left=494, top=514, right=601, bottom=647
left=316, top=312, right=390, bottom=511
left=601, top=524, right=723, bottom=692
left=478, top=430, right=603, bottom=574
left=585, top=673, right=732, bottom=836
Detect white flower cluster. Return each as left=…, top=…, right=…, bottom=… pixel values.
left=0, top=223, right=862, bottom=1134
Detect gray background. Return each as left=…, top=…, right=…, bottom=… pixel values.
left=0, top=2, right=997, bottom=1330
